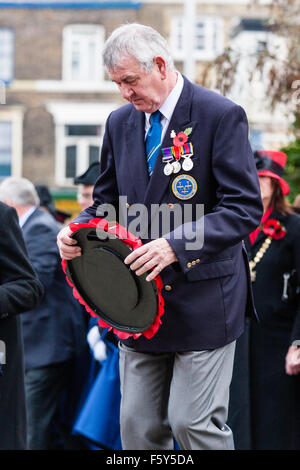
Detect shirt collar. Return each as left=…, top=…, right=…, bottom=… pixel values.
left=19, top=206, right=37, bottom=228
left=145, top=72, right=184, bottom=125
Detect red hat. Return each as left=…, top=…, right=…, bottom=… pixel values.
left=254, top=150, right=290, bottom=196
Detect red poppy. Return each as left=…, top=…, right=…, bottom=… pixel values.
left=173, top=132, right=188, bottom=147
left=262, top=218, right=286, bottom=240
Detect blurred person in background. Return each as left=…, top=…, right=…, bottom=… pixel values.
left=0, top=201, right=43, bottom=450
left=74, top=162, right=100, bottom=211
left=35, top=185, right=71, bottom=226
left=228, top=150, right=300, bottom=450
left=0, top=177, right=88, bottom=450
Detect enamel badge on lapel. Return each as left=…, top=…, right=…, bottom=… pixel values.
left=172, top=174, right=197, bottom=200
left=161, top=127, right=194, bottom=176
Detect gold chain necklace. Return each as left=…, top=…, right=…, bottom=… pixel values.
left=249, top=236, right=272, bottom=282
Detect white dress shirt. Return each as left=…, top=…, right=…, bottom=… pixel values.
left=19, top=206, right=37, bottom=228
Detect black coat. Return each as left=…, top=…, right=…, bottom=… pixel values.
left=21, top=208, right=88, bottom=370
left=228, top=210, right=300, bottom=450
left=0, top=203, right=43, bottom=449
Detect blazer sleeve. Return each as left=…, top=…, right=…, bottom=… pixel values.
left=166, top=105, right=263, bottom=273
left=289, top=217, right=300, bottom=344
left=0, top=205, right=44, bottom=319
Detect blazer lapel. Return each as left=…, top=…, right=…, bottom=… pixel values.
left=144, top=77, right=196, bottom=207
left=125, top=108, right=149, bottom=202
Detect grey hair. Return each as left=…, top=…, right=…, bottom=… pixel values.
left=0, top=177, right=40, bottom=207
left=103, top=23, right=175, bottom=73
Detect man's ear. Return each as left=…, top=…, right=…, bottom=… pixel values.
left=153, top=56, right=167, bottom=79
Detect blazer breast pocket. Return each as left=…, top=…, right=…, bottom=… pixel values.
left=185, top=258, right=235, bottom=282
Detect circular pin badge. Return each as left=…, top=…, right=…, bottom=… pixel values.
left=164, top=162, right=173, bottom=176
left=182, top=157, right=194, bottom=171
left=172, top=161, right=181, bottom=174
left=172, top=174, right=198, bottom=200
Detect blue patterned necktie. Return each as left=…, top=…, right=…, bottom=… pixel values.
left=146, top=110, right=162, bottom=176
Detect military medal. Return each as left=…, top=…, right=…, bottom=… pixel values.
left=182, top=155, right=193, bottom=171
left=171, top=145, right=181, bottom=173
left=181, top=142, right=194, bottom=171
left=182, top=158, right=193, bottom=171
left=162, top=128, right=194, bottom=177
left=172, top=161, right=181, bottom=173
left=164, top=162, right=173, bottom=175
left=162, top=147, right=174, bottom=175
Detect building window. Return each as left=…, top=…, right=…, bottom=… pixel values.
left=46, top=101, right=117, bottom=186
left=0, top=122, right=12, bottom=178
left=61, top=124, right=102, bottom=181
left=170, top=16, right=224, bottom=61
left=0, top=28, right=14, bottom=83
left=63, top=24, right=105, bottom=81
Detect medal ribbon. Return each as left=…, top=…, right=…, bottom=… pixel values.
left=162, top=147, right=173, bottom=162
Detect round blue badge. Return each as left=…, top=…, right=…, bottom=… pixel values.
left=171, top=174, right=198, bottom=200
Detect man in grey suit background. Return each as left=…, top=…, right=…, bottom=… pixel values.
left=0, top=177, right=88, bottom=450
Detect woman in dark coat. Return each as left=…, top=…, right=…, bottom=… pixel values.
left=0, top=202, right=43, bottom=449
left=228, top=150, right=300, bottom=450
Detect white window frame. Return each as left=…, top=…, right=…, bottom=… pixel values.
left=170, top=16, right=224, bottom=61
left=63, top=130, right=102, bottom=180
left=0, top=106, right=24, bottom=179
left=62, top=24, right=105, bottom=82
left=0, top=28, right=14, bottom=84
left=46, top=101, right=118, bottom=186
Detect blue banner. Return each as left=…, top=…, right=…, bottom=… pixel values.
left=0, top=0, right=141, bottom=8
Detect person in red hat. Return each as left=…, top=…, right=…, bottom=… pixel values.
left=228, top=150, right=300, bottom=450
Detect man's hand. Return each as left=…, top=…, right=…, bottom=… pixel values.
left=124, top=238, right=178, bottom=282
left=57, top=225, right=82, bottom=260
left=285, top=345, right=300, bottom=375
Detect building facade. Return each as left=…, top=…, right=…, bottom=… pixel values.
left=0, top=0, right=290, bottom=212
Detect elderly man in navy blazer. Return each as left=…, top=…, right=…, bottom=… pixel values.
left=58, top=24, right=263, bottom=450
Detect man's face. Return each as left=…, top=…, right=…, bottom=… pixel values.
left=77, top=185, right=94, bottom=211
left=109, top=55, right=168, bottom=114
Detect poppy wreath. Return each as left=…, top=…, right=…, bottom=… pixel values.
left=61, top=218, right=165, bottom=340
left=262, top=218, right=287, bottom=240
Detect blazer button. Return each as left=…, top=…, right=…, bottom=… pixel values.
left=196, top=259, right=200, bottom=263
left=192, top=261, right=196, bottom=266
left=126, top=203, right=130, bottom=209
left=164, top=285, right=172, bottom=292
left=187, top=262, right=192, bottom=268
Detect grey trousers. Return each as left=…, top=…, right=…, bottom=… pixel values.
left=119, top=341, right=236, bottom=450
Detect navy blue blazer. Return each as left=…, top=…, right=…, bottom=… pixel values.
left=21, top=208, right=88, bottom=370
left=74, top=77, right=263, bottom=352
